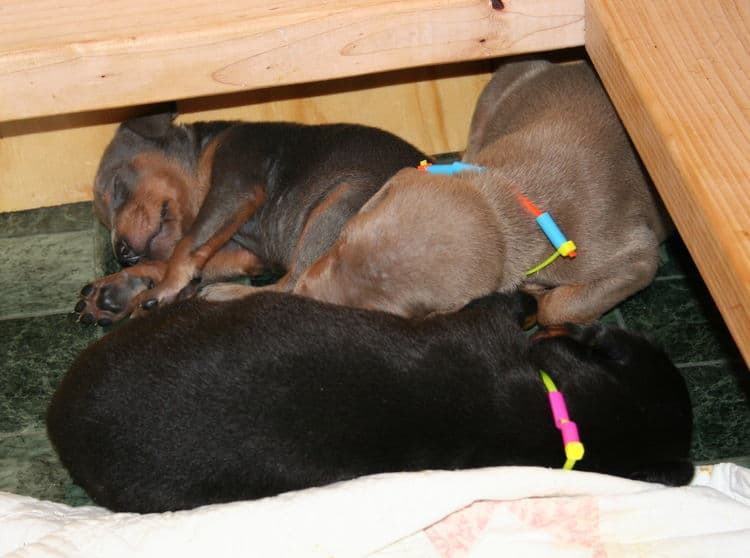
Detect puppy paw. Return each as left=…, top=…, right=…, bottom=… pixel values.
left=130, top=285, right=177, bottom=318
left=74, top=272, right=154, bottom=325
left=131, top=275, right=203, bottom=317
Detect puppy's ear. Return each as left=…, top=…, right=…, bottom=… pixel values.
left=563, top=322, right=632, bottom=365
left=123, top=104, right=178, bottom=139
left=93, top=190, right=112, bottom=227
left=490, top=290, right=536, bottom=328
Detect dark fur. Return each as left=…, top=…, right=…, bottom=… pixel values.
left=49, top=292, right=693, bottom=513
left=74, top=114, right=427, bottom=324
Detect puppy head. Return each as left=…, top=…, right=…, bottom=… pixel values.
left=531, top=322, right=694, bottom=485
left=94, top=111, right=201, bottom=264
left=535, top=322, right=679, bottom=382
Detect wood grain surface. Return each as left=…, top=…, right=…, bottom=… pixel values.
left=586, top=0, right=750, bottom=365
left=0, top=0, right=584, bottom=121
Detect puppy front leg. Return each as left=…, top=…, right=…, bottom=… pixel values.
left=200, top=180, right=373, bottom=304
left=133, top=182, right=266, bottom=316
left=168, top=241, right=268, bottom=301
left=76, top=242, right=265, bottom=323
left=199, top=241, right=267, bottom=283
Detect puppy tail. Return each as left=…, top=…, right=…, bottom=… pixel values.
left=627, top=460, right=695, bottom=486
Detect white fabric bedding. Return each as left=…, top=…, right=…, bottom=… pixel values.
left=1, top=463, right=749, bottom=557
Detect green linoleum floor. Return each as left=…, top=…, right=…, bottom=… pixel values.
left=1, top=200, right=749, bottom=507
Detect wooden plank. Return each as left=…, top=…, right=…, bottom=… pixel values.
left=585, top=0, right=750, bottom=365
left=0, top=0, right=584, bottom=121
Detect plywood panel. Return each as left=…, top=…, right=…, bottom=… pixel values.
left=585, top=0, right=750, bottom=365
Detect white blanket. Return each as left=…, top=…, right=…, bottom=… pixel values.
left=1, top=463, right=749, bottom=557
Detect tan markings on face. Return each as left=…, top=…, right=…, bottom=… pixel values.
left=131, top=151, right=202, bottom=221
left=113, top=152, right=200, bottom=260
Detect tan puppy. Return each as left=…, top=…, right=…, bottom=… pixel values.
left=204, top=59, right=670, bottom=325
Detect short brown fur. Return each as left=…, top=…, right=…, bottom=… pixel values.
left=277, top=59, right=670, bottom=324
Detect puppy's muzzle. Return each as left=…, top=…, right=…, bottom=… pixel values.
left=115, top=239, right=141, bottom=266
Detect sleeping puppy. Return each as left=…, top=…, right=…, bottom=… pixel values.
left=73, top=113, right=427, bottom=325
left=204, top=59, right=669, bottom=325
left=48, top=292, right=693, bottom=513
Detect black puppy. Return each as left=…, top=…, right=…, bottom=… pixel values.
left=48, top=293, right=693, bottom=513
left=74, top=112, right=427, bottom=324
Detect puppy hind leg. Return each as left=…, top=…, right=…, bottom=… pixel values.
left=284, top=181, right=371, bottom=288
left=534, top=233, right=661, bottom=325
left=171, top=247, right=266, bottom=301
left=198, top=274, right=293, bottom=302
left=201, top=182, right=371, bottom=303
left=533, top=266, right=659, bottom=325
left=133, top=186, right=265, bottom=315
left=534, top=280, right=626, bottom=325
left=194, top=242, right=267, bottom=284
left=198, top=282, right=264, bottom=302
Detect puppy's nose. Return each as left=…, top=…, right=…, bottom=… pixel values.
left=115, top=239, right=140, bottom=266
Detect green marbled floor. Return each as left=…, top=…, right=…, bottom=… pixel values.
left=1, top=200, right=749, bottom=507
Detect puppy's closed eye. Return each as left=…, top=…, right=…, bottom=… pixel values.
left=111, top=175, right=129, bottom=209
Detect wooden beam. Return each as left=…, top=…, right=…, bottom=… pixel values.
left=0, top=0, right=584, bottom=122
left=585, top=0, right=750, bottom=365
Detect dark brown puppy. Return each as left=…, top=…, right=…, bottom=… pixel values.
left=73, top=113, right=427, bottom=324
left=203, top=59, right=669, bottom=324
left=48, top=291, right=693, bottom=513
